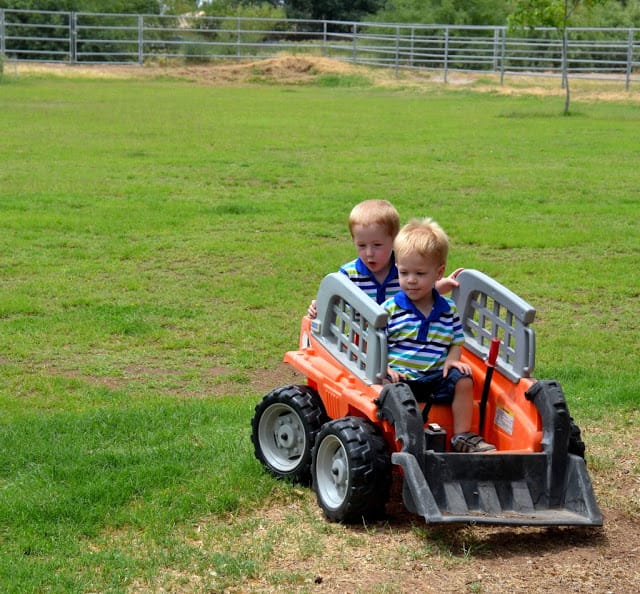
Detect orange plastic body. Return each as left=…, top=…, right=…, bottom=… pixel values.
left=285, top=316, right=543, bottom=455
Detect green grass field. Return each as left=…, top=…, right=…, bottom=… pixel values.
left=0, top=69, right=638, bottom=592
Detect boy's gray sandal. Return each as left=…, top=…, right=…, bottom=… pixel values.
left=451, top=432, right=496, bottom=453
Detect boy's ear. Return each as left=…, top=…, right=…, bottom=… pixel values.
left=437, top=264, right=446, bottom=279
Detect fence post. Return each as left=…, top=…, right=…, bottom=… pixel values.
left=0, top=9, right=5, bottom=58
left=443, top=26, right=449, bottom=83
left=395, top=26, right=400, bottom=77
left=500, top=27, right=506, bottom=86
left=138, top=15, right=144, bottom=64
left=352, top=23, right=357, bottom=63
left=322, top=20, right=327, bottom=57
left=625, top=28, right=634, bottom=91
left=70, top=12, right=76, bottom=63
left=237, top=17, right=242, bottom=58
left=410, top=26, right=415, bottom=67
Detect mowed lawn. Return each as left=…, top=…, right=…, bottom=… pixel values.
left=0, top=69, right=638, bottom=592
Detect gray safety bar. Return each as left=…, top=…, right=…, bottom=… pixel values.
left=312, top=272, right=388, bottom=385
left=312, top=269, right=537, bottom=386
left=452, top=269, right=536, bottom=382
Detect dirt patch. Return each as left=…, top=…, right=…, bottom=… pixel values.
left=10, top=56, right=373, bottom=86
left=12, top=55, right=639, bottom=103
left=226, top=506, right=637, bottom=593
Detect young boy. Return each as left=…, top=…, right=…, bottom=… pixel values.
left=308, top=199, right=462, bottom=317
left=383, top=218, right=495, bottom=453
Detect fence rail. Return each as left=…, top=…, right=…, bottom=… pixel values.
left=1, top=9, right=638, bottom=89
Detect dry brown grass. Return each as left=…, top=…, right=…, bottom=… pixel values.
left=11, top=55, right=640, bottom=104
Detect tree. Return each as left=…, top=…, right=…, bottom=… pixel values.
left=0, top=0, right=162, bottom=12
left=373, top=0, right=511, bottom=26
left=284, top=0, right=386, bottom=21
left=160, top=0, right=199, bottom=15
left=508, top=0, right=605, bottom=115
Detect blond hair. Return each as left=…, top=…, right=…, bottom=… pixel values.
left=394, top=218, right=449, bottom=265
left=348, top=200, right=400, bottom=239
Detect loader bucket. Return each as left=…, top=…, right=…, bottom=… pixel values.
left=377, top=382, right=603, bottom=526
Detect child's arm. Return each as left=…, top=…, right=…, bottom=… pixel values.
left=307, top=299, right=317, bottom=319
left=443, top=345, right=472, bottom=377
left=386, top=366, right=405, bottom=383
left=436, top=267, right=464, bottom=295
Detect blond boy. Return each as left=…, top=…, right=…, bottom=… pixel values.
left=308, top=200, right=461, bottom=317
left=384, top=218, right=495, bottom=453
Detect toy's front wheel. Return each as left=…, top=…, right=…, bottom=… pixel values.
left=312, top=417, right=391, bottom=523
left=251, top=385, right=327, bottom=485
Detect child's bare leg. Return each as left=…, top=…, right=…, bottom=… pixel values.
left=451, top=376, right=474, bottom=435
left=451, top=376, right=496, bottom=452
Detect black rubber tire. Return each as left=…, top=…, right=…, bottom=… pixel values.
left=568, top=417, right=586, bottom=459
left=312, top=417, right=392, bottom=523
left=251, top=385, right=327, bottom=485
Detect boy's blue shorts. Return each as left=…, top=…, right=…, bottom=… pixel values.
left=403, top=368, right=470, bottom=405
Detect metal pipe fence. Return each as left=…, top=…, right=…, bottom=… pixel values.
left=1, top=9, right=638, bottom=89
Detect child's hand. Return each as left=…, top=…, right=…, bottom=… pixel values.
left=443, top=359, right=472, bottom=378
left=385, top=367, right=404, bottom=383
left=436, top=267, right=464, bottom=295
left=307, top=300, right=318, bottom=319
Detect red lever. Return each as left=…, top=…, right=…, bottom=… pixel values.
left=487, top=338, right=501, bottom=367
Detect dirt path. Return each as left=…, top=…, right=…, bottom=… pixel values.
left=232, top=502, right=637, bottom=593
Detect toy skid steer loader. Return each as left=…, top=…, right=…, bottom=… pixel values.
left=251, top=270, right=602, bottom=526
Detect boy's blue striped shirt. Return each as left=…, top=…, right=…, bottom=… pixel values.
left=339, top=254, right=401, bottom=304
left=383, top=289, right=464, bottom=380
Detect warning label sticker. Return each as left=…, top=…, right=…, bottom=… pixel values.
left=494, top=406, right=515, bottom=435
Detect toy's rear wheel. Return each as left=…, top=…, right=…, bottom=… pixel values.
left=312, top=417, right=391, bottom=523
left=251, top=385, right=327, bottom=484
left=569, top=418, right=586, bottom=458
